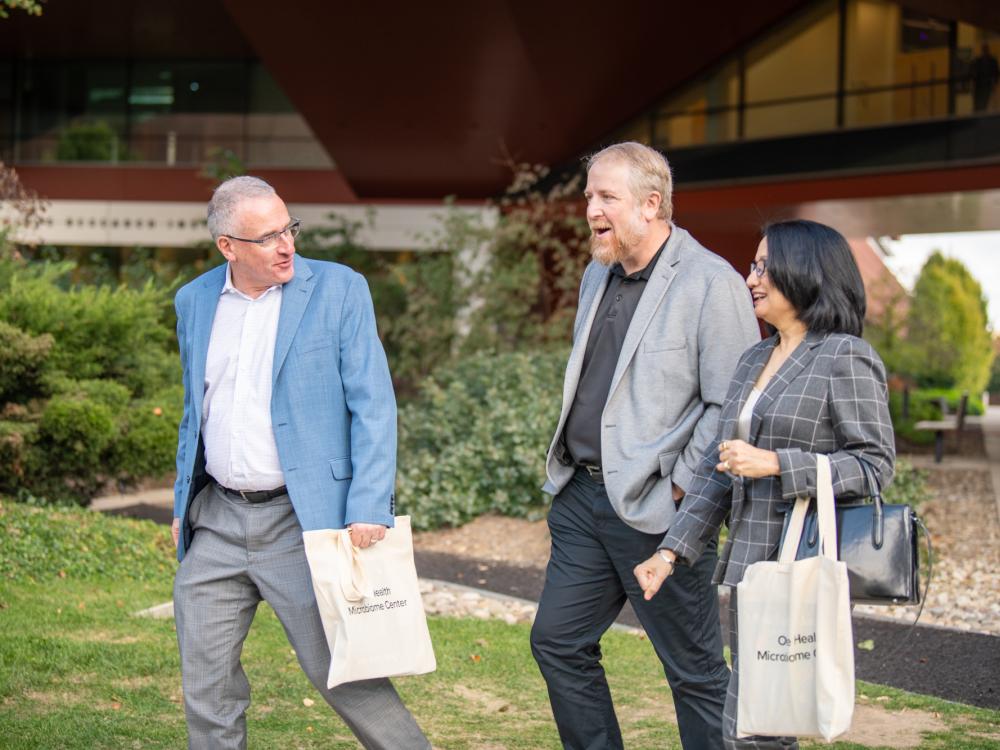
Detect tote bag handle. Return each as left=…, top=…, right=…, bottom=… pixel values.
left=779, top=454, right=839, bottom=563
left=336, top=531, right=369, bottom=602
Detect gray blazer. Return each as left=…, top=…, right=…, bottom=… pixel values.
left=661, top=331, right=896, bottom=586
left=542, top=224, right=759, bottom=534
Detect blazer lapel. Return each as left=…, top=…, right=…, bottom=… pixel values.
left=721, top=339, right=775, bottom=442
left=561, top=264, right=611, bottom=408
left=189, top=265, right=227, bottom=424
left=272, top=256, right=316, bottom=385
left=749, top=330, right=826, bottom=443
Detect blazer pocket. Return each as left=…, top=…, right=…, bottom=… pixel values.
left=329, top=457, right=353, bottom=480
left=296, top=336, right=335, bottom=355
left=644, top=340, right=687, bottom=354
left=658, top=449, right=681, bottom=477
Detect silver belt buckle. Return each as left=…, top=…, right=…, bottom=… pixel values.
left=583, top=464, right=602, bottom=478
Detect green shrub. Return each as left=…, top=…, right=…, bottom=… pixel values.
left=0, top=320, right=53, bottom=402
left=0, top=265, right=176, bottom=397
left=30, top=395, right=117, bottom=500
left=396, top=349, right=567, bottom=529
left=913, top=387, right=985, bottom=416
left=0, top=419, right=36, bottom=489
left=889, top=387, right=985, bottom=446
left=0, top=498, right=173, bottom=581
left=883, top=458, right=931, bottom=510
left=55, top=120, right=120, bottom=162
left=0, top=255, right=181, bottom=504
left=111, top=386, right=184, bottom=480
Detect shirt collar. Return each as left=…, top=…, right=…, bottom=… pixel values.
left=221, top=263, right=281, bottom=300
left=610, top=238, right=668, bottom=281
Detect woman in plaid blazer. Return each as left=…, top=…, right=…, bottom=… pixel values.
left=634, top=219, right=895, bottom=750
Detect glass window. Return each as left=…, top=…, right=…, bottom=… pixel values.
left=9, top=60, right=333, bottom=168
left=955, top=22, right=1000, bottom=116
left=653, top=61, right=739, bottom=148
left=129, top=62, right=247, bottom=163
left=15, top=62, right=128, bottom=162
left=744, top=0, right=839, bottom=139
left=844, top=0, right=951, bottom=127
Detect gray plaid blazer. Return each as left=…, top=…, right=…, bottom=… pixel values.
left=661, top=330, right=895, bottom=587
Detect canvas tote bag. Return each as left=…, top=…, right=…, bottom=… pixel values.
left=736, top=455, right=855, bottom=742
left=302, top=516, right=437, bottom=689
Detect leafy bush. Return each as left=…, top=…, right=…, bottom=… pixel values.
left=0, top=320, right=52, bottom=402
left=0, top=498, right=173, bottom=582
left=904, top=252, right=994, bottom=394
left=0, top=255, right=182, bottom=504
left=111, top=386, right=184, bottom=479
left=889, top=387, right=986, bottom=446
left=55, top=120, right=121, bottom=162
left=0, top=261, right=177, bottom=396
left=396, top=349, right=567, bottom=529
left=883, top=458, right=931, bottom=510
left=888, top=389, right=937, bottom=445
left=913, top=388, right=985, bottom=416
left=990, top=343, right=1000, bottom=395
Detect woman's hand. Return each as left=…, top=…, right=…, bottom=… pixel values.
left=634, top=550, right=676, bottom=601
left=717, top=439, right=780, bottom=479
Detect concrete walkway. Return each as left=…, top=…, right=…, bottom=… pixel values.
left=90, top=486, right=172, bottom=512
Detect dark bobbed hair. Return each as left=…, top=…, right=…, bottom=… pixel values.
left=762, top=219, right=866, bottom=337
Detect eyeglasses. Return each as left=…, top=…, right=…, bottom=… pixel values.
left=223, top=218, right=301, bottom=250
left=749, top=258, right=767, bottom=278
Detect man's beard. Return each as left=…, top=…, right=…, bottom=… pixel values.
left=590, top=215, right=646, bottom=266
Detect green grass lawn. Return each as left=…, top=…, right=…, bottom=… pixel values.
left=1, top=500, right=997, bottom=749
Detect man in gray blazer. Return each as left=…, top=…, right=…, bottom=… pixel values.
left=530, top=141, right=759, bottom=750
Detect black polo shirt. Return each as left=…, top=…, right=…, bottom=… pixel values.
left=563, top=240, right=667, bottom=466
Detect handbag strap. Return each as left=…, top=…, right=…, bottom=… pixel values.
left=337, top=531, right=370, bottom=602
left=858, top=458, right=885, bottom=548
left=871, top=515, right=934, bottom=664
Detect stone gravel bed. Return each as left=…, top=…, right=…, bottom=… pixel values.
left=855, top=465, right=999, bottom=635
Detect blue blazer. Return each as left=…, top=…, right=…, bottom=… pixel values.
left=173, top=255, right=397, bottom=561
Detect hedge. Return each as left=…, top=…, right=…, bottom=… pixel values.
left=396, top=349, right=566, bottom=529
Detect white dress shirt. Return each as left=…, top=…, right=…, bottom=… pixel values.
left=202, top=264, right=286, bottom=491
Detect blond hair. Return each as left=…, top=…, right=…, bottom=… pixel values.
left=587, top=142, right=673, bottom=222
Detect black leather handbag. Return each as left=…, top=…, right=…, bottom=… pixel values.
left=779, top=460, right=928, bottom=605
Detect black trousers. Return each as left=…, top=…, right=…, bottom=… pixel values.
left=531, top=470, right=729, bottom=750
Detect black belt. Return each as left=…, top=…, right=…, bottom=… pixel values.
left=576, top=464, right=604, bottom=484
left=215, top=481, right=288, bottom=503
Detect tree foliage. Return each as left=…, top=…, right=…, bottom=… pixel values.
left=0, top=0, right=43, bottom=20
left=905, top=252, right=994, bottom=393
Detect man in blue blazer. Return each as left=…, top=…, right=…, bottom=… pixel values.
left=171, top=176, right=429, bottom=749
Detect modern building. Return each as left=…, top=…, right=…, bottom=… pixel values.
left=1, top=0, right=998, bottom=265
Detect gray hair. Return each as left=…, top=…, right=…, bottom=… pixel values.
left=586, top=142, right=673, bottom=222
left=206, top=176, right=276, bottom=239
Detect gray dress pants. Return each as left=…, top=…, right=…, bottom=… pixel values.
left=173, top=483, right=431, bottom=750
